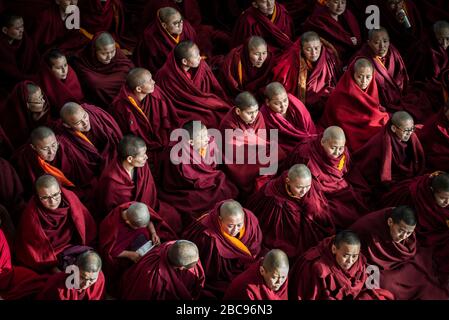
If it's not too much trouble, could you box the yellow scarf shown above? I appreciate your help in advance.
[220,222,252,256]
[128,96,150,124]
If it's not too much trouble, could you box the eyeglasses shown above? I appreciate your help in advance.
[27,95,45,105]
[39,191,62,201]
[394,125,415,134]
[171,19,183,27]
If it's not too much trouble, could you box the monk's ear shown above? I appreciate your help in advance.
[251,1,258,9]
[331,244,337,255]
[285,177,290,184]
[387,217,394,228]
[161,22,168,30]
[181,58,188,66]
[259,265,266,276]
[126,155,134,163]
[30,143,36,151]
[62,122,72,129]
[390,124,397,133]
[135,85,143,93]
[235,108,241,116]
[1,27,8,35]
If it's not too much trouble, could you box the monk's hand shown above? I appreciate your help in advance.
[151,233,161,246]
[130,252,141,263]
[350,37,358,46]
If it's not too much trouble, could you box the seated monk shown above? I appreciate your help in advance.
[120,240,206,300]
[246,164,335,259]
[72,32,134,109]
[0,81,52,150]
[350,206,449,299]
[354,111,425,198]
[232,0,294,51]
[289,230,394,300]
[303,0,361,64]
[183,200,262,298]
[271,31,341,120]
[0,157,25,225]
[39,49,85,114]
[155,40,232,129]
[37,250,105,300]
[219,36,275,99]
[224,249,289,300]
[157,121,239,225]
[133,7,197,74]
[111,68,180,165]
[320,58,390,152]
[260,82,318,156]
[15,175,96,273]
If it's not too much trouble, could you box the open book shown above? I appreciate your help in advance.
[136,240,154,257]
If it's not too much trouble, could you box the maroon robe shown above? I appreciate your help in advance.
[223,259,288,300]
[246,172,335,259]
[183,201,262,297]
[0,125,12,159]
[0,157,25,224]
[15,188,96,271]
[120,241,205,300]
[350,208,449,300]
[155,51,231,129]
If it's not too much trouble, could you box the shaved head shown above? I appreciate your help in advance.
[248,36,267,50]
[158,7,180,23]
[368,27,389,41]
[126,202,151,228]
[301,31,320,44]
[432,173,449,193]
[126,68,152,90]
[354,58,373,73]
[26,83,40,96]
[262,249,289,272]
[30,126,55,145]
[118,135,146,161]
[174,40,196,63]
[219,200,245,219]
[167,240,199,268]
[60,102,83,122]
[264,82,287,100]
[77,250,102,273]
[334,230,361,249]
[434,20,449,35]
[35,174,59,191]
[322,126,345,142]
[235,91,258,110]
[94,32,115,50]
[391,111,413,126]
[287,164,311,181]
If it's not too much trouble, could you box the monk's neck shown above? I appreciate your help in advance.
[134,91,148,103]
[122,161,136,180]
[329,13,339,22]
[181,65,191,73]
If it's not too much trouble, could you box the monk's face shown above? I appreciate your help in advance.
[182,45,201,69]
[162,12,183,36]
[353,66,373,91]
[368,31,390,58]
[96,44,116,65]
[64,108,91,132]
[136,72,156,95]
[189,127,209,151]
[248,44,268,68]
[50,56,69,80]
[391,119,414,142]
[435,27,449,50]
[433,190,449,208]
[235,105,259,125]
[2,17,24,41]
[260,265,289,292]
[387,218,415,243]
[387,0,405,13]
[37,183,62,210]
[302,39,322,63]
[285,175,312,198]
[128,146,148,168]
[252,0,275,16]
[321,138,345,159]
[266,91,289,116]
[220,213,245,237]
[79,270,100,290]
[326,0,346,17]
[27,88,46,114]
[31,134,59,162]
[331,242,360,271]
[55,0,78,12]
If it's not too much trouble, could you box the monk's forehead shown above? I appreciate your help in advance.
[165,11,181,22]
[370,30,389,40]
[35,134,57,145]
[337,243,360,254]
[37,183,60,194]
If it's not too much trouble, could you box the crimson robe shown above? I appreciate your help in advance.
[246,172,334,259]
[319,62,390,152]
[120,241,205,300]
[183,201,262,298]
[155,51,231,129]
[350,208,449,300]
[15,188,96,271]
[223,259,288,300]
[232,2,294,51]
[0,157,25,224]
[0,125,12,159]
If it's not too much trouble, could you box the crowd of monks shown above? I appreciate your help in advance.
[1,0,449,301]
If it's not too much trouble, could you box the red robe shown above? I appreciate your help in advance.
[183,201,262,297]
[232,3,294,51]
[155,51,231,129]
[350,208,449,300]
[120,241,205,300]
[0,125,12,159]
[0,157,25,224]
[319,62,390,152]
[223,259,288,300]
[15,188,96,271]
[37,271,105,300]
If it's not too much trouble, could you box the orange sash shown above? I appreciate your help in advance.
[37,156,75,187]
[74,131,94,146]
[337,154,346,171]
[220,222,252,256]
[237,59,243,86]
[270,4,277,22]
[128,96,150,124]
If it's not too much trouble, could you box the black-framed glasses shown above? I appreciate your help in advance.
[395,125,415,134]
[39,191,62,201]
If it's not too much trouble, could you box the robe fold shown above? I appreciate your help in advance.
[0,157,26,224]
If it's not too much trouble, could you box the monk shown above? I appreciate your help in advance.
[155,40,231,129]
[350,206,449,300]
[120,240,206,300]
[157,121,239,225]
[37,250,105,300]
[320,58,390,152]
[183,200,263,298]
[224,249,289,300]
[271,31,341,120]
[289,230,394,300]
[219,36,275,99]
[111,68,180,164]
[260,82,318,156]
[232,0,294,51]
[133,7,197,74]
[303,0,361,64]
[15,175,96,273]
[246,164,335,259]
[39,49,85,114]
[72,32,134,109]
[0,157,25,225]
[354,111,425,198]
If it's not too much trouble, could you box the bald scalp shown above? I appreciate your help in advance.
[391,111,413,127]
[60,102,83,122]
[248,36,267,51]
[126,68,151,90]
[354,58,373,73]
[264,82,287,100]
[35,174,59,191]
[433,20,449,34]
[94,32,115,50]
[77,250,102,273]
[26,83,41,96]
[167,240,199,267]
[432,173,449,193]
[219,200,245,219]
[287,164,311,180]
[174,40,197,64]
[368,27,389,41]
[301,31,320,44]
[262,249,289,272]
[118,134,146,161]
[322,126,346,142]
[158,7,180,23]
[182,120,206,140]
[30,126,55,145]
[126,202,151,227]
[235,91,258,110]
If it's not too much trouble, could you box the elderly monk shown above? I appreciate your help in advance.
[219,36,275,99]
[15,175,96,273]
[111,68,180,164]
[0,157,25,225]
[272,31,341,120]
[354,111,425,198]
[155,40,231,129]
[73,32,134,109]
[224,249,289,300]
[232,0,294,51]
[303,0,361,64]
[246,164,335,259]
[320,58,390,152]
[289,230,394,300]
[350,206,449,300]
[133,7,197,74]
[120,240,206,300]
[37,250,105,300]
[183,200,263,298]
